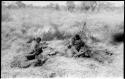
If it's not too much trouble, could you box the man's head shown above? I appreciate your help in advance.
[67,45,72,49]
[35,37,41,43]
[75,34,81,40]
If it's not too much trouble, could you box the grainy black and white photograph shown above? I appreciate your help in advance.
[1,1,124,78]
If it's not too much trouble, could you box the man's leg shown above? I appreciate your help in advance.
[25,54,35,60]
[27,59,38,67]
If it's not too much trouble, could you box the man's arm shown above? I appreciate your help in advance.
[71,46,79,57]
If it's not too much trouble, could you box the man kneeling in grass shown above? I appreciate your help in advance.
[25,37,48,66]
[10,37,48,68]
[66,34,90,57]
[67,34,114,64]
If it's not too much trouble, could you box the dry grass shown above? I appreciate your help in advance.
[1,7,124,78]
[2,9,13,22]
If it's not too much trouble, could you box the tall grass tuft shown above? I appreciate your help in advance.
[2,10,13,22]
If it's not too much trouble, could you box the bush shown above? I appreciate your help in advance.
[97,2,115,11]
[66,1,75,12]
[7,4,18,9]
[111,32,124,45]
[16,1,26,8]
[80,1,97,12]
[2,1,7,9]
[42,31,54,41]
[41,27,72,41]
[77,22,91,42]
[55,4,60,10]
[45,3,55,9]
[41,30,64,41]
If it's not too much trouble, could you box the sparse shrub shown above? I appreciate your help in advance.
[41,27,72,41]
[2,1,7,9]
[80,1,97,12]
[46,3,60,10]
[21,29,27,34]
[46,3,55,9]
[49,72,57,78]
[53,26,65,40]
[42,31,54,41]
[27,4,34,8]
[7,4,18,9]
[42,30,64,41]
[16,1,26,8]
[97,2,115,11]
[2,10,12,22]
[63,33,73,39]
[55,4,60,10]
[22,22,32,30]
[66,1,75,12]
[110,32,124,45]
[50,23,64,40]
[77,22,91,42]
[50,23,73,40]
[22,22,44,30]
